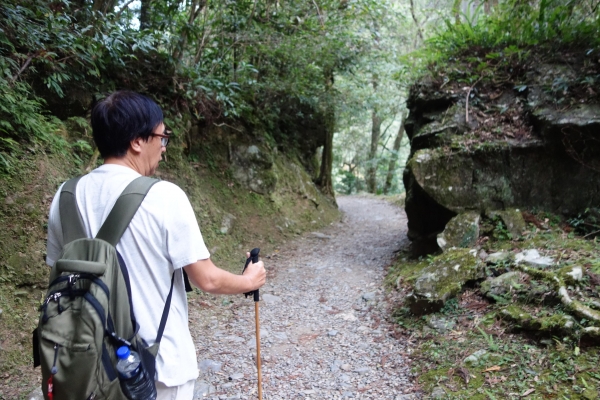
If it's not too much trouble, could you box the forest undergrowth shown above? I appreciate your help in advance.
[387,210,600,399]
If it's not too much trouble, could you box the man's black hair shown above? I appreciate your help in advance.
[91,91,164,158]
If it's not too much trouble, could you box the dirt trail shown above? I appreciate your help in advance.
[189,195,417,399]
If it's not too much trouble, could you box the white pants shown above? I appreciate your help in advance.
[156,379,195,400]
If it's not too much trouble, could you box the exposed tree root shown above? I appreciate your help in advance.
[513,264,600,328]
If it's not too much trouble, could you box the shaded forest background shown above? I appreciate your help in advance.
[0,0,459,197]
[2,0,599,196]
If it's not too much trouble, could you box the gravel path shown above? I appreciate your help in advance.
[189,195,416,400]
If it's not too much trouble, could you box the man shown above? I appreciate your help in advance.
[45,91,266,399]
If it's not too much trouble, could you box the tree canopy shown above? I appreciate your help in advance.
[1,0,598,192]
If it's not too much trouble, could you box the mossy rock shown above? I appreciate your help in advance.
[407,248,485,315]
[485,251,512,264]
[480,271,525,299]
[487,209,526,239]
[230,144,277,194]
[437,211,480,250]
[557,264,584,286]
[500,305,576,333]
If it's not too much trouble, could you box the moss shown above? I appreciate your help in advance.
[385,258,430,289]
[408,248,484,314]
[501,305,577,333]
[538,314,575,332]
[501,305,532,322]
[557,265,584,286]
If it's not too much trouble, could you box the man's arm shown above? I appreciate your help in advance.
[183,256,266,295]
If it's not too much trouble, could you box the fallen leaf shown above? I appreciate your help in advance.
[484,365,501,372]
[521,388,535,397]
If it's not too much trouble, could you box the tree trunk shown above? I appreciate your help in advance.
[409,0,424,44]
[383,112,407,195]
[172,0,205,63]
[316,69,335,198]
[366,106,382,193]
[140,0,151,30]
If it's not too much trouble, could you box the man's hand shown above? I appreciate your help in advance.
[184,253,266,295]
[242,251,266,290]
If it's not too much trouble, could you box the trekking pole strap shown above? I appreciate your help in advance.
[155,273,175,344]
[96,176,159,246]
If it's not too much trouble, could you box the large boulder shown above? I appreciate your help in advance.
[402,63,600,256]
[407,248,485,315]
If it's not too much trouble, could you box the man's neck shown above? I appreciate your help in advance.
[103,156,144,175]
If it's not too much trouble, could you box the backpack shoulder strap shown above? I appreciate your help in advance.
[59,176,87,243]
[96,176,159,246]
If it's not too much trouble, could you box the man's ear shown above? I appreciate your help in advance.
[129,136,145,155]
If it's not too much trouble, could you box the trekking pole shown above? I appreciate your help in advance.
[243,248,262,400]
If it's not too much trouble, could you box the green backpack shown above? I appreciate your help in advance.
[33,176,174,400]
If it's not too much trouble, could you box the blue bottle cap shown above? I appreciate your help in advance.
[116,346,131,360]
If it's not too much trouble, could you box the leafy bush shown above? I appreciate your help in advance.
[430,0,600,56]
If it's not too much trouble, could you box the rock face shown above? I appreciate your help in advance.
[230,144,277,194]
[403,66,600,256]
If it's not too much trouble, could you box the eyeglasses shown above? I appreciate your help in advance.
[150,132,170,147]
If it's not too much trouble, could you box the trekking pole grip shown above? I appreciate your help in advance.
[243,248,260,301]
[250,248,260,302]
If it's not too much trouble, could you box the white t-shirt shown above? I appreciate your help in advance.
[46,164,210,387]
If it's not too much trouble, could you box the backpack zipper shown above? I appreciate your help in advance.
[45,292,62,304]
[40,292,63,322]
[68,274,80,286]
[46,343,60,400]
[49,273,109,297]
[50,343,60,375]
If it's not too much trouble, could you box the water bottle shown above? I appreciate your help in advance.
[115,346,157,400]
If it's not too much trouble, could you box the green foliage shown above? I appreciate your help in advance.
[0,79,61,174]
[422,0,600,66]
[568,208,600,239]
[492,217,512,241]
[440,297,460,315]
[0,0,396,183]
[394,0,600,109]
[477,326,499,351]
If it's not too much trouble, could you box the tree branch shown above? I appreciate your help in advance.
[312,0,325,28]
[115,0,136,18]
[513,263,600,326]
[11,54,34,82]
